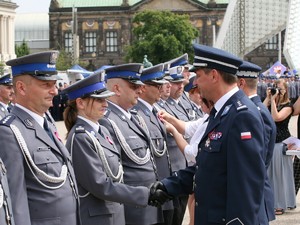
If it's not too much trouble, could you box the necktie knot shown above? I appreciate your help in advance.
[209,107,217,119]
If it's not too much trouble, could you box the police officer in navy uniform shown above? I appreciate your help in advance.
[63,72,151,225]
[132,64,174,225]
[99,64,164,225]
[0,51,80,225]
[0,74,14,120]
[149,44,267,225]
[0,158,15,225]
[237,61,276,223]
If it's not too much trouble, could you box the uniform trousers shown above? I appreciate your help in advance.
[294,114,300,195]
[172,195,188,225]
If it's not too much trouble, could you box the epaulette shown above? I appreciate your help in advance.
[75,126,85,133]
[234,100,248,112]
[0,115,16,126]
[130,109,138,115]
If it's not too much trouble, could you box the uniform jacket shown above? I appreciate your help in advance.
[0,106,80,225]
[133,100,173,211]
[180,92,203,120]
[164,98,190,172]
[251,95,276,222]
[0,104,9,120]
[0,158,15,225]
[100,102,163,225]
[65,118,149,225]
[162,90,267,225]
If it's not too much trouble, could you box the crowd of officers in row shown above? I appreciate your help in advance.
[0,43,286,225]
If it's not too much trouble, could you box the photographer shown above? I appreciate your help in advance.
[263,78,295,215]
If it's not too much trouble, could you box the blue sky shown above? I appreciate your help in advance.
[14,0,51,13]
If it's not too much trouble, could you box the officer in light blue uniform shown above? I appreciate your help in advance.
[0,51,80,225]
[149,44,267,225]
[132,63,174,225]
[161,65,191,225]
[237,60,276,223]
[63,72,151,225]
[167,53,198,120]
[184,73,204,119]
[100,64,164,225]
[0,74,13,120]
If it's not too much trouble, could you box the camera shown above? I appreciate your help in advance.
[269,87,281,95]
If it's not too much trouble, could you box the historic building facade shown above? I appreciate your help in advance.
[49,0,286,71]
[0,0,17,63]
[49,0,228,67]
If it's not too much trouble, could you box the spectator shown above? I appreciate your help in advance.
[263,78,295,215]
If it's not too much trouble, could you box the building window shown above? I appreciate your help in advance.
[64,32,73,52]
[265,35,278,50]
[85,32,97,53]
[106,31,118,52]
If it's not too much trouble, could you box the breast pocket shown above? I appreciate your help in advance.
[33,148,60,175]
[126,137,148,158]
[202,139,222,153]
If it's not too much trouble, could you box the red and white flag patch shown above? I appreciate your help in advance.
[241,132,252,140]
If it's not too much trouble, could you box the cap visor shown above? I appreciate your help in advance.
[150,79,169,84]
[189,66,198,72]
[128,80,144,85]
[33,74,62,81]
[90,90,115,98]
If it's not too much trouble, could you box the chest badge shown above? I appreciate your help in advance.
[205,138,211,147]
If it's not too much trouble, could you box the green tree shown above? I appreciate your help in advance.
[15,39,30,57]
[125,10,199,65]
[0,62,5,76]
[56,49,73,71]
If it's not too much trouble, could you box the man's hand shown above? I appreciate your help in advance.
[148,181,173,207]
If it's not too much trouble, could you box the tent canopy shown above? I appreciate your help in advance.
[67,64,93,78]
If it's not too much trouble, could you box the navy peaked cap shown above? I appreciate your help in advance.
[141,63,167,84]
[63,71,115,100]
[0,73,13,85]
[237,61,262,78]
[168,53,189,67]
[105,63,144,85]
[184,73,197,92]
[165,66,185,83]
[190,44,243,74]
[6,51,61,81]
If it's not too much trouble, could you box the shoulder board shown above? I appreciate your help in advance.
[130,109,138,115]
[234,100,248,112]
[75,126,85,133]
[0,115,16,126]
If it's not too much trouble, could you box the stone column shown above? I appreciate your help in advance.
[8,15,16,59]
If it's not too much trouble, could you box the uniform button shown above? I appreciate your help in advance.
[199,148,201,151]
[222,218,225,222]
[196,165,198,170]
[195,202,198,207]
[194,184,197,188]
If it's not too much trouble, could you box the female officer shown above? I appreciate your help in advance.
[63,72,150,225]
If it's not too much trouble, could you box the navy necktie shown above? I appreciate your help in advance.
[209,107,217,121]
[43,118,54,140]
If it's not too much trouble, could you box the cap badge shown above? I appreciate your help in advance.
[50,52,58,64]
